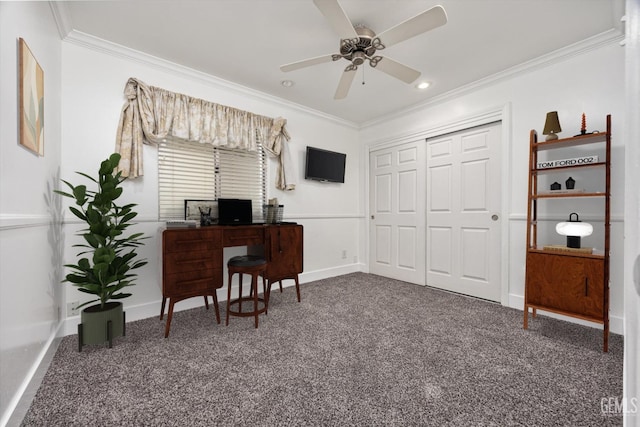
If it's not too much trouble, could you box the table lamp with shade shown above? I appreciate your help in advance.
[555,212,593,248]
[543,111,562,141]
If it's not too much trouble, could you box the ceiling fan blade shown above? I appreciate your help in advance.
[280,54,335,72]
[376,5,448,48]
[313,0,358,40]
[374,57,421,84]
[334,68,357,99]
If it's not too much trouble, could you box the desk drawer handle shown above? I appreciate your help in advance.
[229,235,258,241]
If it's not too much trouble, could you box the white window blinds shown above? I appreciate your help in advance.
[158,139,266,220]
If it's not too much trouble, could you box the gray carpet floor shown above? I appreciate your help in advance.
[21,273,623,426]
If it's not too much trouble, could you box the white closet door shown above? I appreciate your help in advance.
[426,122,502,302]
[369,141,426,285]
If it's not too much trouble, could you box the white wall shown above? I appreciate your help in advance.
[59,38,364,332]
[1,3,636,426]
[624,0,640,424]
[360,40,627,333]
[0,2,63,425]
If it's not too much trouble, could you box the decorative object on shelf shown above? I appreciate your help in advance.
[199,207,213,226]
[542,111,562,141]
[555,212,593,249]
[55,153,148,351]
[19,38,44,156]
[565,176,575,189]
[550,182,561,191]
[263,197,283,224]
[574,112,595,136]
[537,155,599,169]
[542,244,593,254]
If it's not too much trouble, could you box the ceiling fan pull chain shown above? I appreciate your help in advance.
[362,66,365,85]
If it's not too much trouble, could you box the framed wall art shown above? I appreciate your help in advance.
[19,38,44,156]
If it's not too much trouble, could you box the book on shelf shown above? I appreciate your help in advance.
[542,245,593,254]
[540,188,585,195]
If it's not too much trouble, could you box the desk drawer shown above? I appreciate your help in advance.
[223,227,264,247]
[164,228,222,253]
[164,249,222,275]
[163,269,223,296]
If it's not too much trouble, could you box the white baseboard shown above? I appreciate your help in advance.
[61,263,365,337]
[2,324,64,427]
[508,293,624,335]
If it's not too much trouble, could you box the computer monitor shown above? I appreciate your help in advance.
[217,198,253,225]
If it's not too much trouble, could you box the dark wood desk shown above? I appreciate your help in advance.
[161,224,303,337]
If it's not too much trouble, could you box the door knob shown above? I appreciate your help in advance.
[491,214,499,221]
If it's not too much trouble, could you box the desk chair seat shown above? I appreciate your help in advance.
[226,255,268,328]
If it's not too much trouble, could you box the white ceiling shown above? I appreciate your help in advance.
[57,0,624,125]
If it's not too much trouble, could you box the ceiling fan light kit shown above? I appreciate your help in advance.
[280,0,448,99]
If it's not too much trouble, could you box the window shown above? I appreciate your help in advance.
[158,139,266,220]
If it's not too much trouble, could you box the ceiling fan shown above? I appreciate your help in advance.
[280,0,448,99]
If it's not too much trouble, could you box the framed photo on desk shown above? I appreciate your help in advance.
[184,200,216,221]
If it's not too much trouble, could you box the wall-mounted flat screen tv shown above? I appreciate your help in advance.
[304,146,346,183]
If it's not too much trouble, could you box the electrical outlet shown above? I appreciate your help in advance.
[342,250,347,259]
[67,301,80,317]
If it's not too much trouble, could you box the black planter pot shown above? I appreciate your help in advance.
[78,301,126,351]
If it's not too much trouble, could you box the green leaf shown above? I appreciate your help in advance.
[120,212,137,223]
[75,172,97,184]
[72,185,87,205]
[109,152,121,165]
[68,207,87,221]
[76,299,99,310]
[83,233,100,248]
[54,189,74,199]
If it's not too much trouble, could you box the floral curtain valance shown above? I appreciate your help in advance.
[115,77,295,190]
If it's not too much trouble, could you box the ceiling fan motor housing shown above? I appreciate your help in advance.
[339,25,381,64]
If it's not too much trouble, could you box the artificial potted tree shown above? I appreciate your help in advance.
[56,153,147,351]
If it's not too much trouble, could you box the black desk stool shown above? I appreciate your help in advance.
[226,255,268,328]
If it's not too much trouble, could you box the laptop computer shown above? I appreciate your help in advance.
[217,198,253,225]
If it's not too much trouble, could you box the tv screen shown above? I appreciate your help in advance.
[305,146,346,183]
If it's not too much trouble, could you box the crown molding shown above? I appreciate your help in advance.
[362,28,624,129]
[48,0,357,128]
[58,28,358,130]
[49,1,71,40]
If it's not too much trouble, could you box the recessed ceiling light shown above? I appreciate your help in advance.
[281,80,294,88]
[416,81,431,90]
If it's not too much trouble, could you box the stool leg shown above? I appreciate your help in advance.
[238,273,243,313]
[252,273,259,328]
[263,275,269,314]
[226,269,233,326]
[262,276,271,314]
